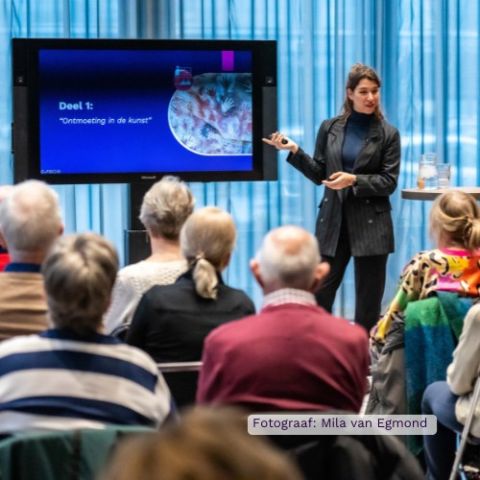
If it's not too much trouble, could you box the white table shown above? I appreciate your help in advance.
[401,187,480,201]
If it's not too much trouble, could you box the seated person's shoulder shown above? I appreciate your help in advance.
[115,341,160,370]
[398,249,439,276]
[204,315,247,343]
[221,286,255,310]
[348,322,369,343]
[323,313,368,342]
[465,302,480,321]
[116,261,149,281]
[118,259,185,283]
[334,317,369,344]
[0,332,45,349]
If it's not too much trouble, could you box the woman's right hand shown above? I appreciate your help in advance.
[262,132,299,154]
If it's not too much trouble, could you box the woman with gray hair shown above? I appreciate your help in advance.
[104,176,194,336]
[127,207,255,407]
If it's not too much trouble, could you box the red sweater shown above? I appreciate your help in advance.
[197,303,369,413]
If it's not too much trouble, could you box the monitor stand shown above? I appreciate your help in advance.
[124,182,153,265]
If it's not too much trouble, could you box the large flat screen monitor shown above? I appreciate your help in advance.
[12,38,277,184]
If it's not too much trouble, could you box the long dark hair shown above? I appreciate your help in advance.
[341,63,383,119]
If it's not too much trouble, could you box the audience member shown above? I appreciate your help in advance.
[196,225,369,412]
[0,233,172,432]
[0,185,14,271]
[422,302,480,480]
[0,180,63,340]
[104,176,194,335]
[101,406,302,480]
[127,207,255,406]
[373,190,480,343]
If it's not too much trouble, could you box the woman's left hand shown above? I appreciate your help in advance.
[322,171,357,190]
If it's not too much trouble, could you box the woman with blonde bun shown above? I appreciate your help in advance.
[127,207,255,406]
[373,190,480,342]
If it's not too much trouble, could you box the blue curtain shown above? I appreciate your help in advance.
[1,0,478,314]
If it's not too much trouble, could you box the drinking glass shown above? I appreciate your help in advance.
[417,153,438,189]
[437,163,451,189]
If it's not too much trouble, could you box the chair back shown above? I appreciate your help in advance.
[0,426,153,480]
[404,294,470,416]
[368,293,472,455]
[268,432,424,480]
[450,375,480,480]
[157,362,202,409]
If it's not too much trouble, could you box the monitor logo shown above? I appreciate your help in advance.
[174,66,193,90]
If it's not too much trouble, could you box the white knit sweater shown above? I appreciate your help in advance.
[447,303,480,437]
[104,259,187,334]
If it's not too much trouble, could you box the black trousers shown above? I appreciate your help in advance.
[315,220,388,332]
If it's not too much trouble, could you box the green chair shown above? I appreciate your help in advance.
[0,426,154,480]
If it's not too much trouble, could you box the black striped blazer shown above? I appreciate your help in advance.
[287,115,401,257]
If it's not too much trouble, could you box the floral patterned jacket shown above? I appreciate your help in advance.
[374,247,480,341]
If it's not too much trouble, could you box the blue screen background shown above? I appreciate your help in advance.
[39,49,253,174]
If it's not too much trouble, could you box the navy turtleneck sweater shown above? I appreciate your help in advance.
[342,110,374,173]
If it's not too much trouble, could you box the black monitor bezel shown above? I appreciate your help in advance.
[12,38,277,184]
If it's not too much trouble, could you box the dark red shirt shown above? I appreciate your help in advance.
[197,302,369,413]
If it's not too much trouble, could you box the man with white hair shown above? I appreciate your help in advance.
[0,180,63,340]
[197,225,369,413]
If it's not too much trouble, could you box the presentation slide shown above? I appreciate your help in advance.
[39,49,253,174]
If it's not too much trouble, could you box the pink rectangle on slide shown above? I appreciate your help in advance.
[222,51,234,71]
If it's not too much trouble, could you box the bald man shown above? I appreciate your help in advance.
[197,225,369,413]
